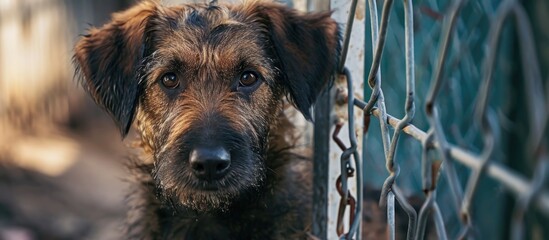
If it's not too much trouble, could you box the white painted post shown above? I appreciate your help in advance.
[327,0,366,239]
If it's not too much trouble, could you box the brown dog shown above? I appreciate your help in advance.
[74,0,339,239]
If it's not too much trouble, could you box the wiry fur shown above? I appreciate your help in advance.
[74,1,340,239]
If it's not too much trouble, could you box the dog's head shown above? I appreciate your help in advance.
[74,0,339,212]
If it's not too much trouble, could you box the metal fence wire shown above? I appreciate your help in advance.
[321,0,549,239]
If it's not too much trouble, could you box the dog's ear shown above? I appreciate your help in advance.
[74,1,158,137]
[254,3,340,121]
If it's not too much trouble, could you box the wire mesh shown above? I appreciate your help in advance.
[327,0,549,239]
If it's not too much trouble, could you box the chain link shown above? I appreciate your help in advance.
[330,0,549,238]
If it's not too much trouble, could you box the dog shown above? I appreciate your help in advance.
[74,0,340,239]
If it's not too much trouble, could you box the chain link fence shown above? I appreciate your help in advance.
[314,0,549,239]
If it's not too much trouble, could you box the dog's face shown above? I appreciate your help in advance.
[74,0,339,212]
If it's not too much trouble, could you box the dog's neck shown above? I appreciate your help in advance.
[261,107,306,172]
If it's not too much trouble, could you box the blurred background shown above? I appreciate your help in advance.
[0,0,139,239]
[0,0,548,239]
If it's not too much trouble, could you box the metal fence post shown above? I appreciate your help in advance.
[313,85,333,240]
[312,0,365,239]
[311,1,333,239]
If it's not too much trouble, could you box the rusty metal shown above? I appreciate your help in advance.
[331,68,363,239]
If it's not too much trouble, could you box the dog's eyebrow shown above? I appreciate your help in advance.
[138,55,186,86]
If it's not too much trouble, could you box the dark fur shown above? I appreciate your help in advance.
[74,1,340,239]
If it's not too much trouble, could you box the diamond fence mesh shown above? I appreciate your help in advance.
[313,0,549,239]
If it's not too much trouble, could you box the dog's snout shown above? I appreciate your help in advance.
[189,146,231,180]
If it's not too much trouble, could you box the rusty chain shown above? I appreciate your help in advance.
[332,68,363,239]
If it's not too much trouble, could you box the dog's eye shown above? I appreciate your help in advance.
[239,71,259,87]
[161,73,179,89]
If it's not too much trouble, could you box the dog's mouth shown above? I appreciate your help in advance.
[171,175,263,212]
[194,181,223,191]
[173,161,265,212]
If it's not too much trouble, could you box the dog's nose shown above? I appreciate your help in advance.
[189,146,231,181]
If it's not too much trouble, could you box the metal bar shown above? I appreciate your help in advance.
[433,203,449,240]
[422,0,467,223]
[366,0,393,89]
[363,2,394,226]
[358,105,549,215]
[310,1,333,239]
[337,0,359,72]
[313,86,333,239]
[449,147,549,215]
[414,191,435,240]
[365,0,380,113]
[387,191,396,240]
[363,0,394,115]
[379,0,416,218]
[511,158,548,240]
[335,68,363,240]
[424,0,467,112]
[393,185,418,240]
